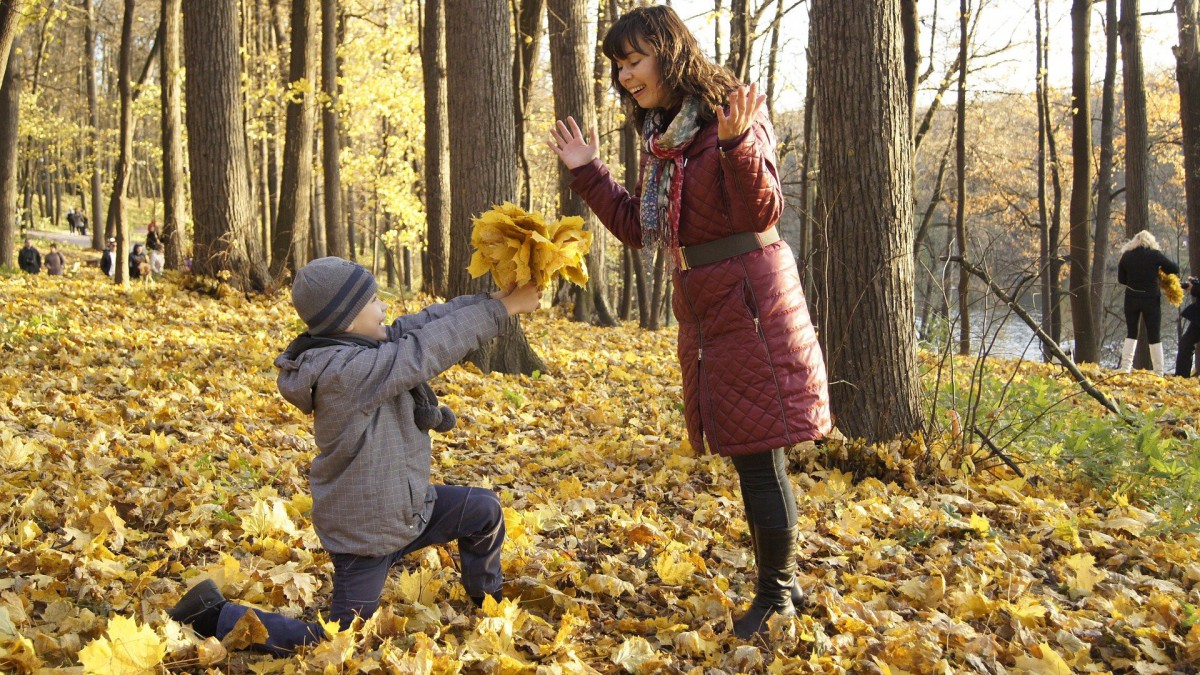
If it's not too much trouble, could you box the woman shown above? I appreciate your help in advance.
[129,243,148,279]
[548,5,831,639]
[1117,230,1179,374]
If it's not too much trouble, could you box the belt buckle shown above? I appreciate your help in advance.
[677,247,690,271]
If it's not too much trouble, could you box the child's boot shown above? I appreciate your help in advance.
[167,579,227,638]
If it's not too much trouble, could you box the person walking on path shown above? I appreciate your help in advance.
[547,4,831,639]
[1117,230,1180,375]
[44,244,66,276]
[18,239,41,274]
[167,257,542,655]
[1175,276,1200,377]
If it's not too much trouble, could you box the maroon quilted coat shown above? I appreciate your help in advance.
[570,111,832,456]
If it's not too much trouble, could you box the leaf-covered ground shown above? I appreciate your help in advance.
[1,270,1199,674]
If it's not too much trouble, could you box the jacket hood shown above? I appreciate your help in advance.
[274,345,336,414]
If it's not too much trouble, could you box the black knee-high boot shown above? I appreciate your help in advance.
[733,525,798,639]
[746,517,804,608]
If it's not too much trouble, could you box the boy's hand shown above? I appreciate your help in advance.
[499,283,541,316]
[490,284,517,300]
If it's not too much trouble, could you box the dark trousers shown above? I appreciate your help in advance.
[731,448,797,531]
[1125,294,1163,342]
[1176,321,1200,377]
[212,484,504,655]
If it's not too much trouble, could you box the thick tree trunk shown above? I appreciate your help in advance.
[161,0,185,270]
[1120,0,1153,367]
[726,0,752,82]
[110,0,137,283]
[548,0,614,326]
[183,0,271,291]
[513,0,545,211]
[421,0,450,296]
[1069,0,1098,362]
[0,1,23,89]
[0,40,18,268]
[1092,0,1119,348]
[447,0,544,374]
[272,0,316,276]
[321,0,346,259]
[1177,0,1200,275]
[86,0,104,250]
[813,0,922,441]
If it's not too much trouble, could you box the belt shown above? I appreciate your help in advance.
[679,228,781,270]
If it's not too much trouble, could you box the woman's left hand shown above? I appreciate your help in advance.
[717,83,766,142]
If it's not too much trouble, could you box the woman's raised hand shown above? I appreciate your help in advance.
[547,116,599,170]
[717,83,766,142]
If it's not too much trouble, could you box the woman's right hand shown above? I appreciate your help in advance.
[547,116,599,170]
[499,283,542,316]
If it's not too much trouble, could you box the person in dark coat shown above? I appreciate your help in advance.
[99,239,116,277]
[18,239,41,274]
[1117,230,1180,374]
[128,243,148,279]
[1176,276,1200,377]
[548,5,831,639]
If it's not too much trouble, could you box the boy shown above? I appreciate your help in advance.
[167,257,541,654]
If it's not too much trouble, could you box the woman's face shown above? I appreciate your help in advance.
[615,43,675,110]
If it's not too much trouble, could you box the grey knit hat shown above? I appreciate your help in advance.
[292,257,378,335]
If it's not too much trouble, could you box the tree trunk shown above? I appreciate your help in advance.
[726,0,751,82]
[813,0,922,441]
[954,0,970,356]
[0,0,23,89]
[183,0,271,291]
[161,0,185,270]
[548,0,614,326]
[447,0,544,374]
[512,0,545,211]
[421,0,450,296]
[0,39,19,268]
[272,0,316,276]
[1177,0,1200,276]
[110,0,137,284]
[86,0,104,250]
[1120,0,1153,367]
[321,0,346,258]
[1092,0,1119,348]
[1037,0,1052,356]
[1068,0,1098,362]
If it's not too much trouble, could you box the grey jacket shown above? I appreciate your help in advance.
[274,293,510,557]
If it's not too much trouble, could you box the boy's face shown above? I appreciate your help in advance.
[345,295,388,341]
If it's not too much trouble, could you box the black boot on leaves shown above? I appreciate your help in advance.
[470,590,505,608]
[167,579,227,638]
[733,526,798,639]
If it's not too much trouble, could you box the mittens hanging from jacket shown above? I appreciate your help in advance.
[412,382,457,432]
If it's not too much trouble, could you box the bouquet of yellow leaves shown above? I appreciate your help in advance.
[467,202,592,289]
[1160,269,1184,307]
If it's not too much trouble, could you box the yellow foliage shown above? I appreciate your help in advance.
[1160,270,1184,306]
[467,202,592,289]
[78,616,165,674]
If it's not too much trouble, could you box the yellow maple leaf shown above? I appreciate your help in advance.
[239,499,298,538]
[1063,553,1106,598]
[220,608,269,651]
[78,615,166,674]
[653,551,696,586]
[468,202,591,289]
[1013,643,1072,675]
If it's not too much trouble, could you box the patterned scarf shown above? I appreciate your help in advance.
[640,96,703,255]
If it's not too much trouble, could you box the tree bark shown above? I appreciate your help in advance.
[513,0,545,211]
[421,0,451,296]
[0,38,19,268]
[0,1,23,89]
[1092,0,1119,346]
[447,0,544,374]
[86,0,104,250]
[726,0,752,82]
[1037,0,1052,355]
[321,0,346,258]
[109,0,137,283]
[161,0,186,270]
[812,0,922,441]
[1068,0,1098,362]
[183,0,271,291]
[1176,0,1200,276]
[954,0,970,356]
[272,0,316,276]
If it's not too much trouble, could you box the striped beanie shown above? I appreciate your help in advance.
[291,257,378,335]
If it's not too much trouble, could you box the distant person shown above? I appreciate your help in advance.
[66,208,79,234]
[1117,230,1180,375]
[78,213,88,237]
[146,220,161,252]
[167,257,542,655]
[129,243,148,279]
[149,247,165,276]
[100,239,117,278]
[1176,276,1200,377]
[18,239,41,274]
[44,244,66,276]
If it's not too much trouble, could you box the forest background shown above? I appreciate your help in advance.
[1,0,1200,672]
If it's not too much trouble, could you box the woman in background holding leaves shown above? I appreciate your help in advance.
[547,5,831,639]
[1117,230,1180,375]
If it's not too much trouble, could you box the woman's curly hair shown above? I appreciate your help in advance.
[602,5,740,132]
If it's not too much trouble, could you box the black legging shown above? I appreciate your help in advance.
[1177,320,1200,377]
[731,448,797,531]
[1124,294,1163,343]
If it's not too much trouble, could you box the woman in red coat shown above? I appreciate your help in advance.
[548,4,831,639]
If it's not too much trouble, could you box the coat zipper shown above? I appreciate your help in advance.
[740,261,791,441]
[680,271,715,453]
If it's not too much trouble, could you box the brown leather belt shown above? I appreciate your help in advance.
[679,227,781,270]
